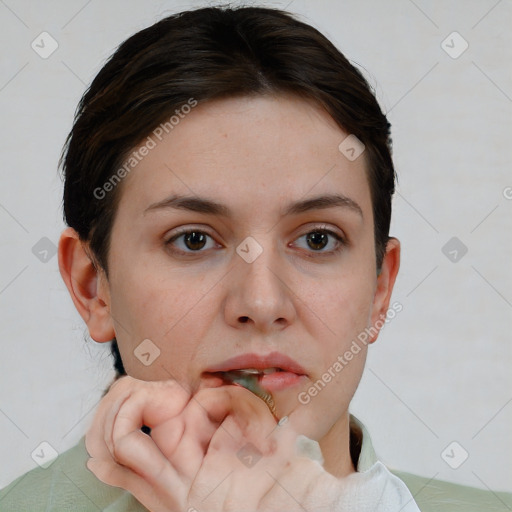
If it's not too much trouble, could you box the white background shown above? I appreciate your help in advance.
[1,0,511,494]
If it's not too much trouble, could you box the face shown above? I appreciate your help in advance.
[75,94,398,452]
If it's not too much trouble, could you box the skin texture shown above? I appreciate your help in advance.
[84,375,348,511]
[58,94,400,507]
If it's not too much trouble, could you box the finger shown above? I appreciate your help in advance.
[190,413,271,510]
[86,376,152,464]
[188,385,282,508]
[86,377,197,511]
[86,377,189,500]
[150,394,218,482]
[149,386,242,483]
[107,380,191,490]
[87,456,143,491]
[110,427,188,506]
[148,415,186,461]
[103,386,133,458]
[196,384,278,439]
[85,376,138,459]
[85,380,131,463]
[111,379,188,447]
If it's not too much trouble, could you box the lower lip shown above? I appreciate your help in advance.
[258,371,306,392]
[202,372,307,392]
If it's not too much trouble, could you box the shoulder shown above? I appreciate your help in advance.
[391,469,512,512]
[351,414,512,512]
[0,437,147,512]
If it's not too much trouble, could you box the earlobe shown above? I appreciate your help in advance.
[368,237,401,343]
[58,227,115,343]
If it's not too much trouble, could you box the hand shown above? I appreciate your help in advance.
[85,375,341,512]
[85,376,194,510]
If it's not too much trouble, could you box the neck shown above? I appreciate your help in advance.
[318,411,358,478]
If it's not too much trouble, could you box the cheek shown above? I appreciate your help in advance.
[309,259,375,404]
[110,257,202,331]
[108,264,219,379]
[308,269,375,350]
[298,281,372,438]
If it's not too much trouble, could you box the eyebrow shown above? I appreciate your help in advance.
[143,193,363,219]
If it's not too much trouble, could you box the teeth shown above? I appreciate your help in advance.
[235,367,280,375]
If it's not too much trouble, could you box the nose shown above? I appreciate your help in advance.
[223,238,296,335]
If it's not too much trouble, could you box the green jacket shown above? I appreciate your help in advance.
[1,416,511,511]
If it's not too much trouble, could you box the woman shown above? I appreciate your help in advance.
[1,5,508,511]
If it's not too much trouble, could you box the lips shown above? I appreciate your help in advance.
[203,351,308,392]
[205,352,307,374]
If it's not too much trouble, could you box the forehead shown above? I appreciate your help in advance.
[115,94,372,222]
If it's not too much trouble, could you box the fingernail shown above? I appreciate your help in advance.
[278,416,289,426]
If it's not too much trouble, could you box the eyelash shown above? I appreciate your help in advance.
[165,226,346,257]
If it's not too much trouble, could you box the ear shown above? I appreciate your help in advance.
[58,227,115,343]
[368,237,401,343]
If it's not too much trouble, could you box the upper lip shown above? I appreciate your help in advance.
[204,351,307,375]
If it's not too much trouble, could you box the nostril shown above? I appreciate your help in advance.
[239,316,249,323]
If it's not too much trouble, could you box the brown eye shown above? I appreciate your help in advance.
[294,228,345,255]
[166,229,216,253]
[306,231,329,250]
[183,231,207,250]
